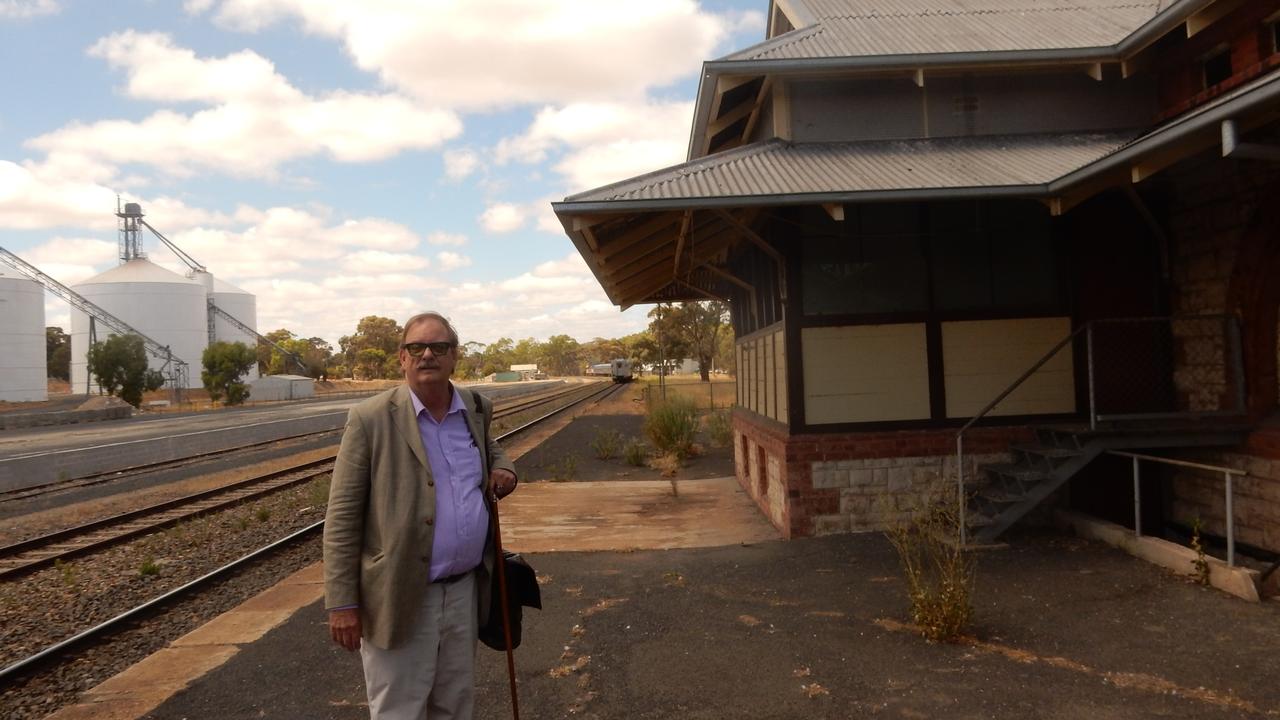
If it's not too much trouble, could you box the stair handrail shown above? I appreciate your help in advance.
[954,322,1091,546]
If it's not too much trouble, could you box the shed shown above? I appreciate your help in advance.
[249,374,315,402]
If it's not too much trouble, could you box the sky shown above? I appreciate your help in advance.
[0,0,765,348]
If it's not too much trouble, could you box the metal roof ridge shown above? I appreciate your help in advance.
[708,0,1213,68]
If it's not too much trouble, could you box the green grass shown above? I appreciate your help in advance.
[644,396,699,460]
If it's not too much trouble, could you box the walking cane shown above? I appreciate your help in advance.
[491,489,520,720]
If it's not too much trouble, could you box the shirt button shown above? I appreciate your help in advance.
[421,556,429,563]
[425,517,434,525]
[428,479,435,487]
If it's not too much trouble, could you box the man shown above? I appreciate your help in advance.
[324,311,518,719]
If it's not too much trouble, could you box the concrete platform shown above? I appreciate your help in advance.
[40,477,1280,719]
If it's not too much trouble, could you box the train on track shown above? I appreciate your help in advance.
[586,358,633,383]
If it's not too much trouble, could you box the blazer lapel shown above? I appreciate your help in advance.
[389,384,429,469]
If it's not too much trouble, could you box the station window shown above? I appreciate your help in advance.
[1202,46,1233,88]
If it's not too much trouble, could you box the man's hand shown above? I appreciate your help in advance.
[491,468,518,499]
[329,608,362,651]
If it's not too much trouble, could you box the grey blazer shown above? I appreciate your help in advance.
[322,383,515,650]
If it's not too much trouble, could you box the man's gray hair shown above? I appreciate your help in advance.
[402,311,460,348]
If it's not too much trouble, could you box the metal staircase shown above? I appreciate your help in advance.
[966,423,1247,545]
[955,315,1248,546]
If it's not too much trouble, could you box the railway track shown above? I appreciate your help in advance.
[0,381,608,506]
[0,379,621,693]
[0,381,611,581]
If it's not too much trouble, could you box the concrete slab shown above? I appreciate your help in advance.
[498,477,781,552]
[1058,510,1262,601]
[47,475,774,719]
[46,645,240,720]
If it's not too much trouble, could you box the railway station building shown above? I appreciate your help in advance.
[553,0,1280,564]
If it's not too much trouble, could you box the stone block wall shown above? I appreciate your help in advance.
[1169,430,1280,553]
[732,408,1031,537]
[1158,128,1280,556]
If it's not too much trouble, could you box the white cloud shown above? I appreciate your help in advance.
[0,160,233,232]
[533,252,590,277]
[329,217,422,250]
[341,250,428,273]
[436,251,471,270]
[479,203,525,234]
[0,160,116,230]
[201,0,732,110]
[426,231,467,246]
[443,149,480,181]
[0,0,58,19]
[495,100,693,193]
[27,32,461,179]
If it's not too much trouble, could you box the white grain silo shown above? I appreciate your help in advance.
[0,272,47,402]
[70,259,207,391]
[209,274,260,381]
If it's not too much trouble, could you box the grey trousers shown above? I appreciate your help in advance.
[360,572,478,720]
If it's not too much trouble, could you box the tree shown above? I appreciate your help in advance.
[715,325,737,375]
[581,337,626,371]
[340,316,402,379]
[480,337,514,376]
[539,334,581,376]
[646,303,691,376]
[86,334,165,408]
[511,337,540,367]
[46,326,70,381]
[456,341,487,379]
[202,341,256,405]
[643,302,730,379]
[674,301,730,381]
[356,348,389,380]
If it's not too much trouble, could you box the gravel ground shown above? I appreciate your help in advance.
[0,475,330,720]
[515,412,735,483]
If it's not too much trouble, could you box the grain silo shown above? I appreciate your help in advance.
[0,271,47,402]
[70,259,207,391]
[206,273,260,381]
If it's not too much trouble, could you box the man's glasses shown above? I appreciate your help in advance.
[401,342,454,358]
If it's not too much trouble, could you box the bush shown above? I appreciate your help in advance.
[86,334,166,408]
[644,396,699,460]
[591,429,623,460]
[202,341,256,406]
[703,410,733,447]
[885,502,975,643]
[623,438,647,466]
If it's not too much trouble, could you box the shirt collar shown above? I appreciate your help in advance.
[409,384,466,419]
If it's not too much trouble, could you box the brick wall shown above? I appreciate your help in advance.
[732,408,1032,537]
[1156,0,1280,120]
[1154,125,1280,554]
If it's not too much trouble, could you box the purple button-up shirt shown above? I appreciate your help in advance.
[411,388,488,582]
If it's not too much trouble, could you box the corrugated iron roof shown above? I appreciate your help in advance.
[725,0,1177,61]
[564,131,1137,206]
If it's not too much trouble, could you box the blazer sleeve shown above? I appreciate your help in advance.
[323,408,371,610]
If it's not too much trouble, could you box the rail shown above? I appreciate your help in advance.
[1108,450,1244,566]
[0,381,621,687]
[955,315,1244,547]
